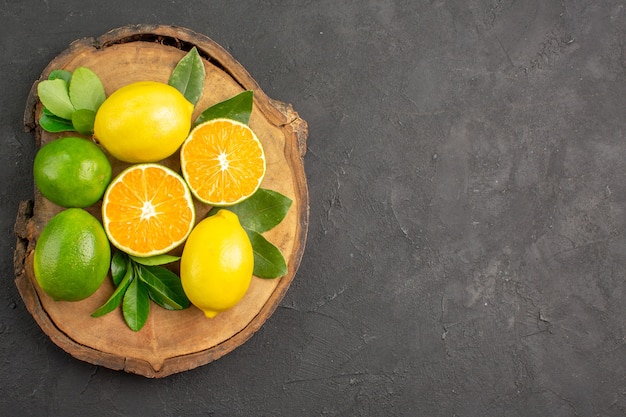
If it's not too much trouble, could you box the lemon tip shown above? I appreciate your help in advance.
[202,309,219,319]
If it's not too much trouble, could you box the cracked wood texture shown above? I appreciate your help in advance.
[14,25,308,378]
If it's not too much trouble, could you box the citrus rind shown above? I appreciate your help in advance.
[180,209,254,318]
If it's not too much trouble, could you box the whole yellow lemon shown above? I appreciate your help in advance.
[94,81,193,163]
[180,210,254,318]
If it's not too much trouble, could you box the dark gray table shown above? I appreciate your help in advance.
[2,1,624,416]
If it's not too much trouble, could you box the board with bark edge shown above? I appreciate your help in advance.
[14,24,308,378]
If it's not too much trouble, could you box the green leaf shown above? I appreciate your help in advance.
[71,108,96,135]
[48,69,72,83]
[91,260,134,318]
[195,90,254,126]
[69,67,106,112]
[246,229,288,278]
[110,251,128,286]
[129,254,181,266]
[37,78,75,120]
[209,188,292,233]
[169,47,205,106]
[122,275,150,331]
[137,265,190,310]
[39,109,75,133]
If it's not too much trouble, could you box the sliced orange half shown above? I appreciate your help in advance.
[102,163,196,257]
[180,118,266,206]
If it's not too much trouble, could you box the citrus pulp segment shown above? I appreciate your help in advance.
[180,118,266,206]
[101,163,196,257]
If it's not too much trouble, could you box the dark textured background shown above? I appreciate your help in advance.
[2,1,625,416]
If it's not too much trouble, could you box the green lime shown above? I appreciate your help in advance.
[33,208,111,301]
[33,136,112,208]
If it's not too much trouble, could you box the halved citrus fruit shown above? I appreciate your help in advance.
[180,118,266,206]
[102,163,196,257]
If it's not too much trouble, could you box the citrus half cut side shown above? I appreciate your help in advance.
[180,118,266,206]
[102,163,196,257]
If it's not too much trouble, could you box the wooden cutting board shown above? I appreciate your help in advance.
[13,24,309,378]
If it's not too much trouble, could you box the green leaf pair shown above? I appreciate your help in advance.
[92,251,189,332]
[37,67,105,135]
[209,188,292,279]
[168,47,254,125]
